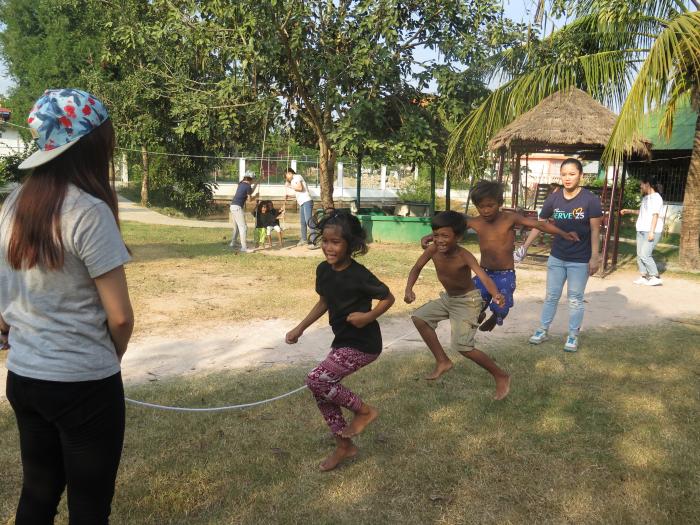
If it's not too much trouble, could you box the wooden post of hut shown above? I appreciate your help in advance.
[497,150,505,184]
[611,163,628,267]
[429,164,436,216]
[511,153,521,208]
[601,163,620,272]
[445,175,451,211]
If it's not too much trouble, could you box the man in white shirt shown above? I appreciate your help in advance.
[285,168,315,246]
[621,176,665,286]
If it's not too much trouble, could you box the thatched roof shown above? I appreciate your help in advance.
[488,88,651,156]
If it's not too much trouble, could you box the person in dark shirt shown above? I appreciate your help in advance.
[254,200,285,248]
[286,210,394,471]
[229,173,257,253]
[524,158,603,352]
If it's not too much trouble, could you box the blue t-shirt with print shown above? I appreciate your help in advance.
[540,189,603,263]
[231,182,253,207]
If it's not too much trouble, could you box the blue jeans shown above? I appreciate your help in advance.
[299,200,313,243]
[636,231,662,277]
[540,255,590,335]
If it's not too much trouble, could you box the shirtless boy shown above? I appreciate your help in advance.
[422,181,579,331]
[405,211,510,400]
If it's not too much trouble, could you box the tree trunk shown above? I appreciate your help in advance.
[679,91,700,269]
[140,145,149,207]
[318,139,336,210]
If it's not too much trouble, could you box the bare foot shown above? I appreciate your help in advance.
[479,313,498,332]
[494,374,511,400]
[340,404,379,438]
[425,360,454,380]
[319,443,358,471]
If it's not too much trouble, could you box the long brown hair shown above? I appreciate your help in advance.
[6,119,121,270]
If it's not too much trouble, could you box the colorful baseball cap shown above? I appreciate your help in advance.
[18,88,109,170]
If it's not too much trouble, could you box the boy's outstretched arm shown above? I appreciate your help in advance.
[404,246,435,303]
[463,251,505,306]
[515,215,580,242]
[286,297,328,343]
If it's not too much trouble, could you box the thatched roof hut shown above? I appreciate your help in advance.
[488,88,651,157]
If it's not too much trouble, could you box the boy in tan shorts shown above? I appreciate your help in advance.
[405,211,511,400]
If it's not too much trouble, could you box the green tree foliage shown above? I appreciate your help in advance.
[0,0,105,119]
[124,0,524,209]
[0,148,26,185]
[0,0,232,215]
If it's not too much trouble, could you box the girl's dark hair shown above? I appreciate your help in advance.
[640,175,663,195]
[286,167,296,175]
[311,209,368,256]
[7,119,119,270]
[560,158,583,174]
[431,210,466,237]
[470,180,504,205]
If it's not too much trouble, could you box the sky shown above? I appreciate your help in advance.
[0,1,542,100]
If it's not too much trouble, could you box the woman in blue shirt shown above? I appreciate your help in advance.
[523,158,603,352]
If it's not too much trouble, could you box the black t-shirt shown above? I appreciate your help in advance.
[315,260,390,354]
[540,188,603,263]
[259,209,281,227]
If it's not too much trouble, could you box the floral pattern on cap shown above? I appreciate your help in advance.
[27,89,108,151]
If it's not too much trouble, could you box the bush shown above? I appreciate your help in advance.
[0,150,29,186]
[397,176,432,203]
[122,144,216,217]
[586,176,641,210]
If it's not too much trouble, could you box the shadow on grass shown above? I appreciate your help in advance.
[3,325,697,524]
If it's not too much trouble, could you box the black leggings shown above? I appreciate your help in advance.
[6,371,125,525]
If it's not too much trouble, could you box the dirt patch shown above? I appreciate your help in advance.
[254,244,325,258]
[2,242,698,400]
[117,266,700,387]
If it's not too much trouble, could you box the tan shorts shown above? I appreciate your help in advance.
[412,289,484,352]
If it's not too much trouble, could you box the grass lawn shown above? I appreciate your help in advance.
[117,222,696,338]
[113,222,487,335]
[1,324,698,524]
[1,221,699,524]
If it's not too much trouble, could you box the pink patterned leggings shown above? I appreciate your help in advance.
[305,347,378,435]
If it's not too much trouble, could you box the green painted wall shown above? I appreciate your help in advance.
[358,215,432,243]
[639,101,696,151]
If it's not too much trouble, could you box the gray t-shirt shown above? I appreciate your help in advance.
[0,184,131,382]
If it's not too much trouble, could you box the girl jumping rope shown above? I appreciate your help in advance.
[285,210,395,471]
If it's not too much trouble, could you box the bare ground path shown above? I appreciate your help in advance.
[2,199,696,400]
[118,195,229,229]
[72,267,697,398]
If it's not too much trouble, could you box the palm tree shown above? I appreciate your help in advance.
[447,0,700,269]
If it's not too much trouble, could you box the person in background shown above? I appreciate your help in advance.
[621,176,665,286]
[230,171,257,253]
[262,200,285,248]
[253,200,269,249]
[526,158,603,352]
[284,167,314,247]
[0,89,134,524]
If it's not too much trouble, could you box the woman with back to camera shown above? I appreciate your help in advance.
[0,89,133,524]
